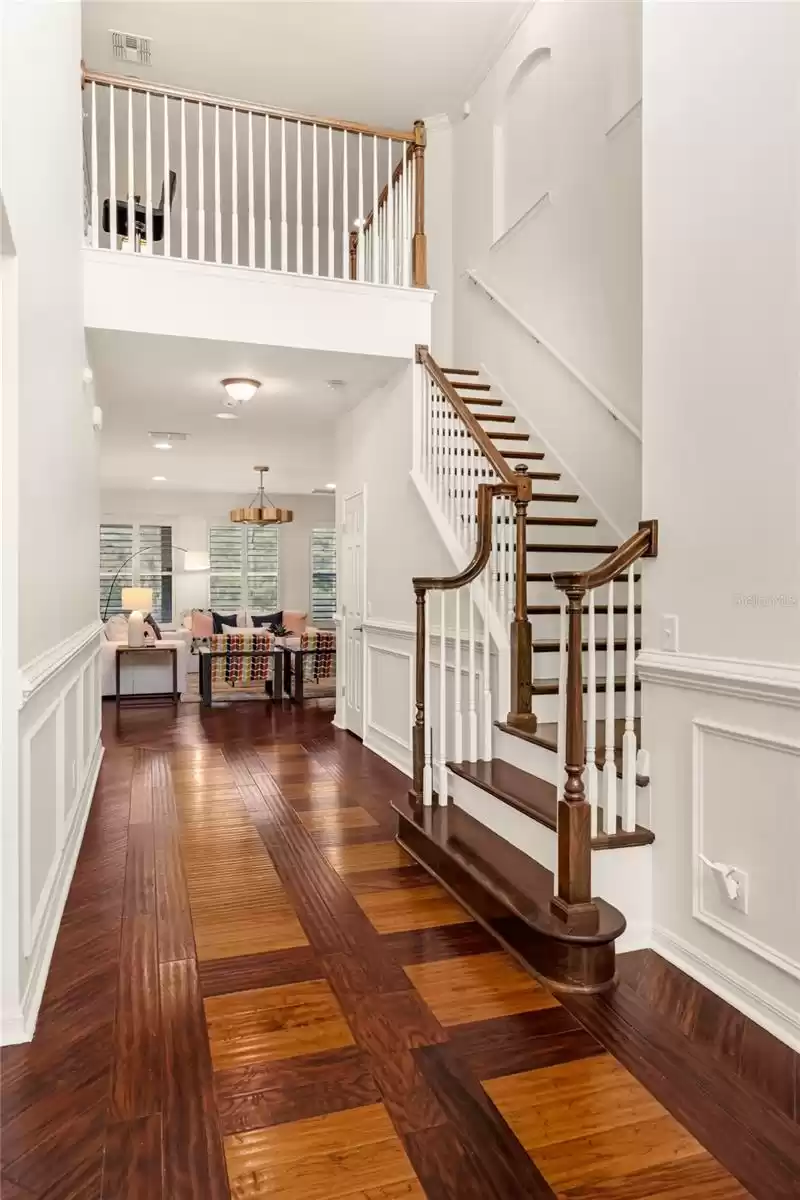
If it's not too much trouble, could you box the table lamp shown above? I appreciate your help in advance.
[121,587,154,646]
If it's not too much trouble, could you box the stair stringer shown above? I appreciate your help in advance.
[449,771,652,952]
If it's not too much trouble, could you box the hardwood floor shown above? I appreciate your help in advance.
[1,699,797,1198]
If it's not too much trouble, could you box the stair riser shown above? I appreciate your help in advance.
[526,552,624,572]
[534,648,637,678]
[526,610,640,640]
[449,772,652,952]
[526,580,641,604]
[529,691,642,723]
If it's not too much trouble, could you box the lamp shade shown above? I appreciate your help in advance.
[183,550,210,572]
[121,587,153,613]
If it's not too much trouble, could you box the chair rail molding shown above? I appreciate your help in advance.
[18,619,104,708]
[465,269,642,442]
[636,649,800,709]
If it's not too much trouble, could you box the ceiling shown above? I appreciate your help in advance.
[82,1,527,128]
[89,330,404,494]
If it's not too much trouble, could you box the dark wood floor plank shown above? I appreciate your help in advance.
[154,826,196,963]
[101,1114,163,1200]
[122,824,156,917]
[382,922,498,965]
[198,945,320,998]
[448,1007,602,1080]
[2,1100,106,1198]
[159,958,230,1199]
[109,914,162,1121]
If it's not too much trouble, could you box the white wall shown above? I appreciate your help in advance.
[100,488,335,620]
[335,363,453,767]
[1,0,102,1044]
[450,1,643,534]
[640,0,800,1049]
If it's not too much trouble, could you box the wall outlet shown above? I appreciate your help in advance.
[660,614,679,652]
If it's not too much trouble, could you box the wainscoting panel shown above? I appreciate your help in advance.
[4,623,104,1044]
[364,625,415,776]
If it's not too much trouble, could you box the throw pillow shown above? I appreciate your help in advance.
[212,611,238,634]
[251,610,283,631]
[191,610,214,637]
[283,611,307,636]
[221,623,251,635]
[145,613,163,640]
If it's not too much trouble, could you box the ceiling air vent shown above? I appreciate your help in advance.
[111,30,152,66]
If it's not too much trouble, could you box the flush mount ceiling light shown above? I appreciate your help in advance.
[152,475,166,481]
[325,482,336,489]
[216,411,238,420]
[230,466,293,525]
[149,431,187,451]
[221,377,261,406]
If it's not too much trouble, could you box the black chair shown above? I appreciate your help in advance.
[102,170,177,248]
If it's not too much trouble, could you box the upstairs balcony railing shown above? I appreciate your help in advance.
[82,67,427,288]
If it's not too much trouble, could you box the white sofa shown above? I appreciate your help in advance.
[101,632,191,698]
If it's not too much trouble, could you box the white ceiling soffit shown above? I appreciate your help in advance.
[82,1,527,128]
[88,328,404,494]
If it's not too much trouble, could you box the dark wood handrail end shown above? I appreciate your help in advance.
[415,343,429,364]
[639,518,658,557]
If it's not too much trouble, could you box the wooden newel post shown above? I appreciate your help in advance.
[506,467,536,733]
[550,581,597,930]
[349,230,358,281]
[412,587,427,800]
[412,120,427,288]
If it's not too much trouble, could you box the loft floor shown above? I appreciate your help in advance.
[0,702,795,1198]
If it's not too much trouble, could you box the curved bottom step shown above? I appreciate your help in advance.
[392,792,626,995]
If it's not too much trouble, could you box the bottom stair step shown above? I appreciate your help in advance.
[496,719,651,788]
[392,791,626,993]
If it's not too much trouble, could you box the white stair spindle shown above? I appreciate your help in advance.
[386,139,394,285]
[90,82,99,247]
[372,135,379,281]
[109,86,117,248]
[468,584,478,761]
[439,592,448,803]
[311,123,319,275]
[586,590,599,836]
[498,498,507,620]
[247,111,255,267]
[196,103,204,261]
[482,562,493,762]
[327,126,334,277]
[454,588,463,762]
[214,105,221,263]
[231,108,238,265]
[357,132,364,280]
[295,120,303,273]
[622,563,638,831]
[264,116,271,269]
[341,131,349,279]
[126,88,134,253]
[423,593,433,805]
[180,98,187,257]
[143,90,152,252]
[556,594,568,798]
[603,580,618,833]
[280,118,288,270]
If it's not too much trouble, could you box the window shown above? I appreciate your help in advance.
[99,523,173,622]
[209,524,280,613]
[310,528,336,624]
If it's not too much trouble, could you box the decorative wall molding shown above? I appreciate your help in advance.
[365,640,414,753]
[692,718,800,982]
[490,191,551,253]
[465,270,642,442]
[637,649,800,709]
[18,619,103,708]
[652,925,800,1053]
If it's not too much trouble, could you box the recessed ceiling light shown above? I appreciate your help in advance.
[216,411,238,420]
[152,475,166,481]
[221,377,261,404]
[153,441,173,450]
[325,482,336,489]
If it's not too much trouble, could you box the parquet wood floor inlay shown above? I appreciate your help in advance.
[0,699,792,1199]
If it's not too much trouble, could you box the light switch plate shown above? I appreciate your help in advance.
[728,868,749,914]
[661,614,679,652]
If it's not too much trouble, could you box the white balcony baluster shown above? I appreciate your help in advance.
[197,103,204,261]
[603,579,618,833]
[180,97,187,257]
[311,123,319,276]
[248,111,255,268]
[622,563,637,831]
[126,88,135,253]
[264,116,271,269]
[439,591,448,803]
[586,589,599,836]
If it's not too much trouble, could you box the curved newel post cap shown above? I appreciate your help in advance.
[413,120,427,146]
[415,344,430,364]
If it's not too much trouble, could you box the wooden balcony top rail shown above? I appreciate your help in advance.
[413,482,515,594]
[416,346,532,495]
[552,519,658,593]
[82,66,417,144]
[362,142,415,233]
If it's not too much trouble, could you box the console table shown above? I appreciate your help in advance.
[115,644,178,709]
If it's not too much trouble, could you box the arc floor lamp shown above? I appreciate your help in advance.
[101,544,210,629]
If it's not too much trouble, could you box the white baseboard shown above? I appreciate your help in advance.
[1,738,104,1046]
[363,728,412,779]
[652,925,800,1053]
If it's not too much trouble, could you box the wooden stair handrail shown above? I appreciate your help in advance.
[413,482,515,594]
[417,347,529,491]
[551,520,658,594]
[548,518,659,930]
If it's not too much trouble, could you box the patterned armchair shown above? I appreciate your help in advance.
[199,632,277,704]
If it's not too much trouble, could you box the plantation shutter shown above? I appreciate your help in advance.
[245,526,280,612]
[99,524,134,617]
[138,525,173,622]
[310,528,336,624]
[209,525,246,610]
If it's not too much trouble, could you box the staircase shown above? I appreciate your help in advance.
[399,348,657,993]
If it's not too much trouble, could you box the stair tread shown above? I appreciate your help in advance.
[527,516,598,527]
[448,757,654,846]
[527,472,562,481]
[442,367,480,375]
[530,492,578,502]
[488,431,529,441]
[473,412,516,422]
[496,720,652,792]
[504,451,545,461]
[453,381,491,390]
[531,675,640,695]
[527,604,642,615]
[533,638,642,652]
[528,573,640,582]
[527,543,619,553]
[393,790,628,939]
[462,396,504,406]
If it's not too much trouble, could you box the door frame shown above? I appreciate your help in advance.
[337,484,367,738]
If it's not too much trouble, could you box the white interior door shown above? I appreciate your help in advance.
[342,490,365,737]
